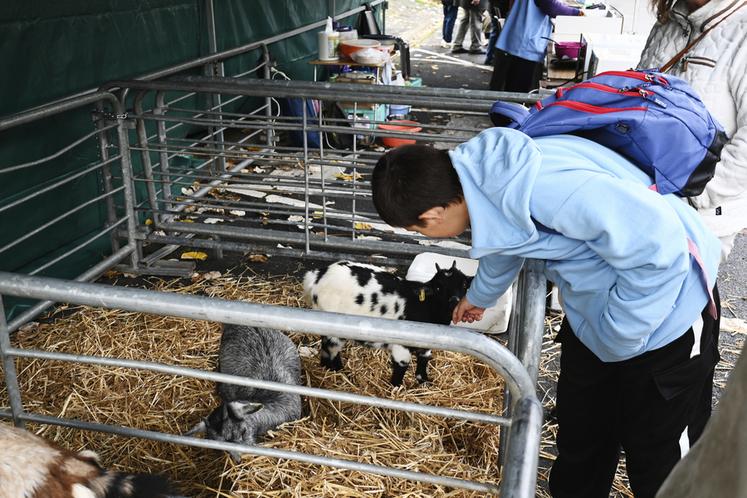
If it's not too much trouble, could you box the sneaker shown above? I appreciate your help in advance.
[468,48,487,55]
[451,47,468,54]
[440,40,451,48]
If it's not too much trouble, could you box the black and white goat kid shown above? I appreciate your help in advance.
[186,324,302,463]
[0,423,182,498]
[303,260,470,386]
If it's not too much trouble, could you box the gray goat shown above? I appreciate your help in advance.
[187,324,302,463]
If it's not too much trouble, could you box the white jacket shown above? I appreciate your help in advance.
[639,0,747,237]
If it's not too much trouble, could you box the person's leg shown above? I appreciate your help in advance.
[443,4,459,43]
[484,11,501,64]
[467,7,484,52]
[451,7,469,52]
[549,319,622,498]
[488,49,510,90]
[621,289,721,498]
[504,55,542,92]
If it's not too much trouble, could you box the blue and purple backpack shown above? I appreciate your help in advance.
[490,69,728,197]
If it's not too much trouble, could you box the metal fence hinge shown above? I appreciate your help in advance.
[92,110,135,128]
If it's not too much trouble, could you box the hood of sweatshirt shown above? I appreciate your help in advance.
[448,128,543,258]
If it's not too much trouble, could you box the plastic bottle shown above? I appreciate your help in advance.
[318,17,339,60]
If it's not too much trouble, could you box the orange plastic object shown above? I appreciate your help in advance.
[378,120,423,147]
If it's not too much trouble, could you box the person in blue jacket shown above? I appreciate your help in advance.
[489,0,583,92]
[372,128,722,498]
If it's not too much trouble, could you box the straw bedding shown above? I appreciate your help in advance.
[0,267,506,497]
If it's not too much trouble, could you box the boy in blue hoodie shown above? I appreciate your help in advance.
[372,128,721,498]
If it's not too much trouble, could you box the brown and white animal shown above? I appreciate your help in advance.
[303,260,471,386]
[0,423,182,498]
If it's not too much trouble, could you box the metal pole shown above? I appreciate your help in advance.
[501,396,543,497]
[112,103,143,270]
[5,244,137,334]
[262,45,274,147]
[0,272,537,401]
[205,0,227,175]
[133,92,162,224]
[517,259,546,385]
[155,91,173,213]
[94,101,121,253]
[303,99,311,254]
[0,296,25,427]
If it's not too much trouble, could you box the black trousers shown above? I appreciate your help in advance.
[549,287,721,498]
[489,50,542,93]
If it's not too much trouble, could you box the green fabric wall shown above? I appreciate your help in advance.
[0,0,383,319]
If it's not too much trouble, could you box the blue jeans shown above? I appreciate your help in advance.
[484,14,501,64]
[442,4,458,43]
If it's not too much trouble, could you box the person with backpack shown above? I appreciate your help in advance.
[372,127,721,497]
[489,0,583,92]
[638,0,747,262]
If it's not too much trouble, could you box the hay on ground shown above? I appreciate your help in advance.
[0,269,506,497]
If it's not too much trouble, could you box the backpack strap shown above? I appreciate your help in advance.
[687,238,719,320]
[660,0,747,73]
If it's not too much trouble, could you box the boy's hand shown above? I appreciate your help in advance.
[452,297,486,324]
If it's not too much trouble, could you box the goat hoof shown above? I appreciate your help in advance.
[415,375,430,385]
[321,356,343,371]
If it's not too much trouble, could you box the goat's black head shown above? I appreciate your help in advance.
[414,261,471,325]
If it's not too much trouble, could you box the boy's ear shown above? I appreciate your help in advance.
[418,206,445,224]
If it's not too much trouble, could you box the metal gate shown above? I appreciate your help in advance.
[0,57,547,494]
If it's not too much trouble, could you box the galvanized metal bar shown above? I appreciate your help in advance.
[0,124,117,174]
[500,396,543,498]
[0,91,120,131]
[262,44,274,147]
[155,221,470,258]
[94,101,122,253]
[0,296,25,427]
[28,218,129,276]
[204,0,227,175]
[155,92,173,212]
[5,346,509,427]
[98,0,387,93]
[133,92,162,223]
[5,243,137,334]
[144,232,415,267]
[516,259,547,385]
[0,410,502,494]
[0,156,122,216]
[0,271,536,400]
[0,187,125,256]
[112,101,143,269]
[303,99,311,253]
[351,102,358,240]
[107,77,532,111]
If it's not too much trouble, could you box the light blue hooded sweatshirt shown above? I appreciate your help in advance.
[450,128,721,362]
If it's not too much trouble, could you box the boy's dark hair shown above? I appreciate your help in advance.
[371,144,463,227]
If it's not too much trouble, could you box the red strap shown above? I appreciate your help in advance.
[687,238,718,320]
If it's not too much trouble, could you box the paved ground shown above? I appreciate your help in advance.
[385,0,747,495]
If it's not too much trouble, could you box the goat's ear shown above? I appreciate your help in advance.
[434,262,441,272]
[450,260,457,270]
[184,420,208,436]
[227,400,263,419]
